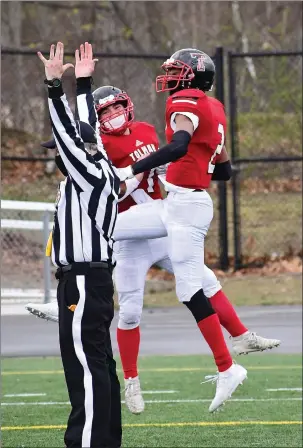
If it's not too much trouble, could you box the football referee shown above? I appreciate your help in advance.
[38,42,121,448]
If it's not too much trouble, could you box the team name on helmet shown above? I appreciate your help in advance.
[97,95,116,106]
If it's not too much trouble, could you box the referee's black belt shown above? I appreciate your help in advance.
[56,261,113,279]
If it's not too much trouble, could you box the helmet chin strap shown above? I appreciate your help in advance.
[171,79,191,94]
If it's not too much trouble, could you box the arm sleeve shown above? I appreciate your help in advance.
[211,160,232,181]
[131,130,191,175]
[48,86,106,190]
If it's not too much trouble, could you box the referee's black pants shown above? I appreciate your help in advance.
[56,264,122,448]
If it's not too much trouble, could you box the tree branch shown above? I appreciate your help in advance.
[231,1,257,81]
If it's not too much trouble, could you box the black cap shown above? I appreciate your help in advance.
[41,121,97,149]
[41,139,56,149]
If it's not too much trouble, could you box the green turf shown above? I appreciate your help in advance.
[2,355,302,447]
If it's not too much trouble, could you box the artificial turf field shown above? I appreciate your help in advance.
[2,354,302,447]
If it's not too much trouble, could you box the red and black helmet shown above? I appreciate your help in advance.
[92,86,134,135]
[156,48,215,93]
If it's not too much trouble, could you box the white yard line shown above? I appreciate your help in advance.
[266,388,302,392]
[1,402,70,406]
[4,393,46,397]
[1,398,302,406]
[142,390,178,394]
[142,398,302,404]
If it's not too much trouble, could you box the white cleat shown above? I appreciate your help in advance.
[124,376,145,415]
[205,363,247,413]
[232,331,281,356]
[25,302,59,323]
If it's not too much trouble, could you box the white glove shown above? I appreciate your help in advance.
[155,163,169,176]
[117,165,135,181]
[118,177,141,202]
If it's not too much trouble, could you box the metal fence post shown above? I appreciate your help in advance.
[227,52,242,270]
[43,211,51,303]
[214,47,229,271]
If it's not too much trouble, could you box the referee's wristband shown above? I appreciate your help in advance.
[76,77,93,95]
[48,85,64,99]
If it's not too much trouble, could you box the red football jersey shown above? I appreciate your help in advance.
[165,89,227,189]
[102,121,162,213]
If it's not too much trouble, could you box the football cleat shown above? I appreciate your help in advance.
[124,376,145,415]
[232,331,281,356]
[203,363,247,413]
[25,302,58,323]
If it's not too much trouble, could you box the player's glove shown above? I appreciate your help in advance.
[155,163,170,176]
[116,165,135,181]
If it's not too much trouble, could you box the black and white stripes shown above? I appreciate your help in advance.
[48,89,120,267]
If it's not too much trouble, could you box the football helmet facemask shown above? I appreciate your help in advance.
[156,48,215,93]
[93,86,134,135]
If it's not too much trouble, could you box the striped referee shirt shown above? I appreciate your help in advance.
[48,85,120,267]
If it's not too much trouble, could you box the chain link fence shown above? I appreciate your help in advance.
[228,51,302,268]
[1,203,59,302]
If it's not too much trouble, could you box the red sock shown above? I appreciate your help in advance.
[210,290,248,337]
[197,314,233,372]
[117,326,140,379]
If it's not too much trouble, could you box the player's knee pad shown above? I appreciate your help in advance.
[175,281,193,303]
[183,288,215,322]
[175,274,205,303]
[202,266,222,298]
[118,294,143,330]
[118,312,141,330]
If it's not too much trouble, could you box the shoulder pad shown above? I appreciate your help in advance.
[171,89,206,99]
[207,96,224,108]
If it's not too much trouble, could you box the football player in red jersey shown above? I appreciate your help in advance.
[84,75,278,413]
[119,48,254,412]
[92,85,162,213]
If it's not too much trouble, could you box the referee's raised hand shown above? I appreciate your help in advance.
[75,41,98,78]
[37,41,74,80]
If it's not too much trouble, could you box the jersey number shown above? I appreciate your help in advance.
[147,168,156,192]
[208,123,224,174]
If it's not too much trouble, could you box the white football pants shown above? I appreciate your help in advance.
[113,193,221,330]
